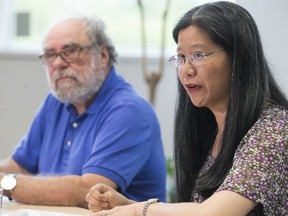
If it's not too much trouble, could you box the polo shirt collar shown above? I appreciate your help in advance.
[65,67,119,115]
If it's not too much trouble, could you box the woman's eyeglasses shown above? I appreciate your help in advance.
[169,49,223,69]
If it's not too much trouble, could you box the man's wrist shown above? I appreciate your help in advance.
[0,174,17,200]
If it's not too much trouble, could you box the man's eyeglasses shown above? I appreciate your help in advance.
[169,49,223,69]
[39,44,95,65]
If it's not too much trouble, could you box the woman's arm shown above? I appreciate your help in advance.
[88,187,257,216]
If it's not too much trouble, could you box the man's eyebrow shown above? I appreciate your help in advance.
[62,43,79,49]
[43,43,79,52]
[43,47,54,52]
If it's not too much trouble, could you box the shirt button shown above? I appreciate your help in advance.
[67,140,72,146]
[72,122,78,128]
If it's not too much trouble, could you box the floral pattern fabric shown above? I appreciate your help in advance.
[192,104,288,215]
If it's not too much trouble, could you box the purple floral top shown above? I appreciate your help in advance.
[192,104,288,215]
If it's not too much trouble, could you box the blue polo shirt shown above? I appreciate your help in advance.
[12,67,166,202]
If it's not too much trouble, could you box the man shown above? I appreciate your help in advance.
[0,15,166,208]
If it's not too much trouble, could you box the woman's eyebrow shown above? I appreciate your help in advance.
[176,44,207,53]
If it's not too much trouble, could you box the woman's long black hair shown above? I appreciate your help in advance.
[173,1,288,201]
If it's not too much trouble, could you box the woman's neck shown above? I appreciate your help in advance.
[211,111,226,158]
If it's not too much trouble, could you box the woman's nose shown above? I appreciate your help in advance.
[181,61,196,77]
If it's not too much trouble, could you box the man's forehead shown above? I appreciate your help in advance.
[44,19,89,50]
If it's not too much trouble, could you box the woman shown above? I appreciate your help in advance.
[86,1,288,215]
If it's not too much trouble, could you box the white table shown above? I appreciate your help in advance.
[0,197,90,216]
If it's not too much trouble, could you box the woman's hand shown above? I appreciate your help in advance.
[89,202,145,216]
[86,183,135,212]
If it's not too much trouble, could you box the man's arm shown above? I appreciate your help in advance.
[0,157,29,174]
[0,173,117,208]
[0,158,117,208]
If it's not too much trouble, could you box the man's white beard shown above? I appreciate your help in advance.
[47,58,106,104]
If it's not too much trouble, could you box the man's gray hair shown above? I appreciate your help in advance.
[81,16,118,67]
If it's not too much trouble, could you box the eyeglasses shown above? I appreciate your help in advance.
[39,44,95,65]
[169,49,223,69]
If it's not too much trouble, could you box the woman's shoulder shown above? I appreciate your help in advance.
[256,103,288,131]
[240,103,288,152]
[262,103,288,117]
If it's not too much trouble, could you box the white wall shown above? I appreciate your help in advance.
[1,0,288,159]
[237,0,288,93]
